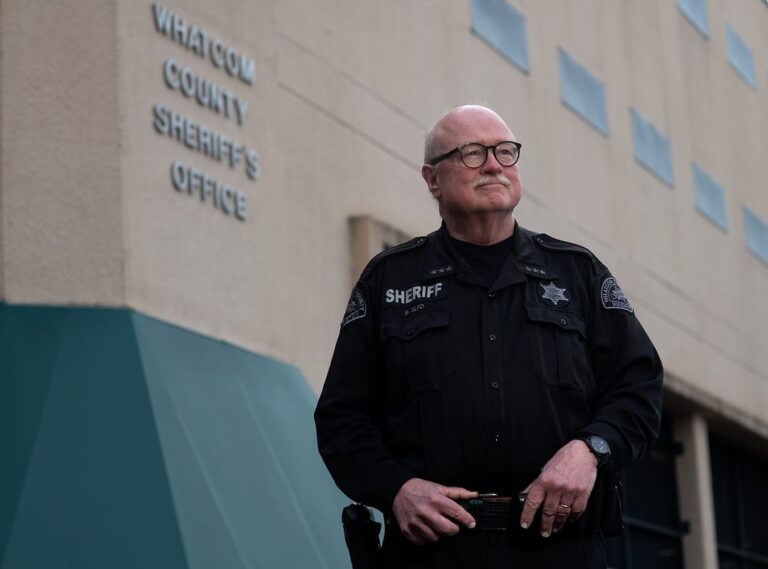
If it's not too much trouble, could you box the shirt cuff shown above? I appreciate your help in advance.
[575,421,629,466]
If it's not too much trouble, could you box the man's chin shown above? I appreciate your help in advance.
[480,191,518,208]
[475,201,517,215]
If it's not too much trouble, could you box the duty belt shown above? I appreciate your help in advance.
[455,494,599,546]
[456,495,527,532]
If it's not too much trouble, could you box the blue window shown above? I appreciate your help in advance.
[692,163,728,230]
[725,24,757,89]
[470,0,529,73]
[630,108,675,188]
[677,0,709,38]
[743,207,768,264]
[558,48,609,137]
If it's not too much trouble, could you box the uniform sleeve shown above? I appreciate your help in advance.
[579,270,664,467]
[314,275,415,513]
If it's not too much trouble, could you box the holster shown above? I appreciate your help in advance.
[342,504,382,569]
[578,464,624,537]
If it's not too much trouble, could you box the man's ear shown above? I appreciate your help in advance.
[422,164,440,199]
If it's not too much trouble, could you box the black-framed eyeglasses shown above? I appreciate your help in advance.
[427,141,522,168]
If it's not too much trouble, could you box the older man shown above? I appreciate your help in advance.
[315,105,663,568]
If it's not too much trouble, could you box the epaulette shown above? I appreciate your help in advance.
[532,233,607,274]
[361,234,430,276]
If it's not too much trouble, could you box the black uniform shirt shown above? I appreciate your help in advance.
[447,232,515,287]
[315,223,663,513]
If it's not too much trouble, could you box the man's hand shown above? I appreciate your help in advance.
[392,478,478,545]
[519,440,598,538]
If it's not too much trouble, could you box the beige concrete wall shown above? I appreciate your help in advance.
[0,0,125,304]
[114,0,437,387]
[2,0,768,421]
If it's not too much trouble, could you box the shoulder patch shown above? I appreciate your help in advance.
[533,233,607,274]
[341,287,367,327]
[600,277,634,313]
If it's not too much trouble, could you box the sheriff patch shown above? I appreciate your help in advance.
[539,281,570,307]
[341,287,367,327]
[600,277,633,313]
[385,282,445,305]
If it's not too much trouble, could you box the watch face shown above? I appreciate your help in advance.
[589,436,610,455]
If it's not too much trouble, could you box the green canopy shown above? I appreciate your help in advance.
[0,303,351,568]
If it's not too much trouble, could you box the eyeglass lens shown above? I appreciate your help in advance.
[460,142,519,168]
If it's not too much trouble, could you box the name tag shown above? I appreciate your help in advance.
[385,282,445,304]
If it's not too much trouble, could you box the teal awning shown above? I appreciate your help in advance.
[0,303,350,568]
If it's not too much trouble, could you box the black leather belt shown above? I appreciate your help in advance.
[456,494,527,531]
[455,493,602,548]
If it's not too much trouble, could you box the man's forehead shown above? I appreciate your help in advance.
[435,106,515,145]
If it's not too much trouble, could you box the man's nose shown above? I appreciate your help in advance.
[480,150,504,173]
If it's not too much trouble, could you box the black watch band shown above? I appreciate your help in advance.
[577,434,612,467]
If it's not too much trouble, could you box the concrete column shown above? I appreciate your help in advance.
[348,216,411,287]
[674,413,719,569]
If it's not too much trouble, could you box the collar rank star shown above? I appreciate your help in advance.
[522,265,551,278]
[539,281,570,307]
[427,265,454,277]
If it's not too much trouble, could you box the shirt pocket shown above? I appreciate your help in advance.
[524,303,591,391]
[379,309,450,401]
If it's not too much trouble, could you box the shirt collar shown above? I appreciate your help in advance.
[421,221,555,290]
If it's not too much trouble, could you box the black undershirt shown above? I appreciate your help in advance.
[447,232,516,287]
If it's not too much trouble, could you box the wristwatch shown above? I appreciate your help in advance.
[577,434,612,467]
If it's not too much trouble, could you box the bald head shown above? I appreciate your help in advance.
[424,105,515,164]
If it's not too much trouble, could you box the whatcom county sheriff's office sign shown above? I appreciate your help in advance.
[151,3,260,222]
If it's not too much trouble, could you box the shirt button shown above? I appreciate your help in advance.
[492,433,501,443]
[491,381,500,389]
[488,292,495,298]
[489,334,497,341]
[559,319,567,327]
[406,329,414,336]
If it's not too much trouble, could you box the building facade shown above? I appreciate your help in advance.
[1,0,767,567]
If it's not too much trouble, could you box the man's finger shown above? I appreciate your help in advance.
[552,502,573,533]
[553,504,571,521]
[432,515,462,536]
[443,499,477,529]
[570,492,590,519]
[412,522,440,543]
[520,483,545,529]
[552,491,576,532]
[442,486,479,501]
[400,521,425,546]
[402,528,425,546]
[538,493,563,537]
[438,486,478,529]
